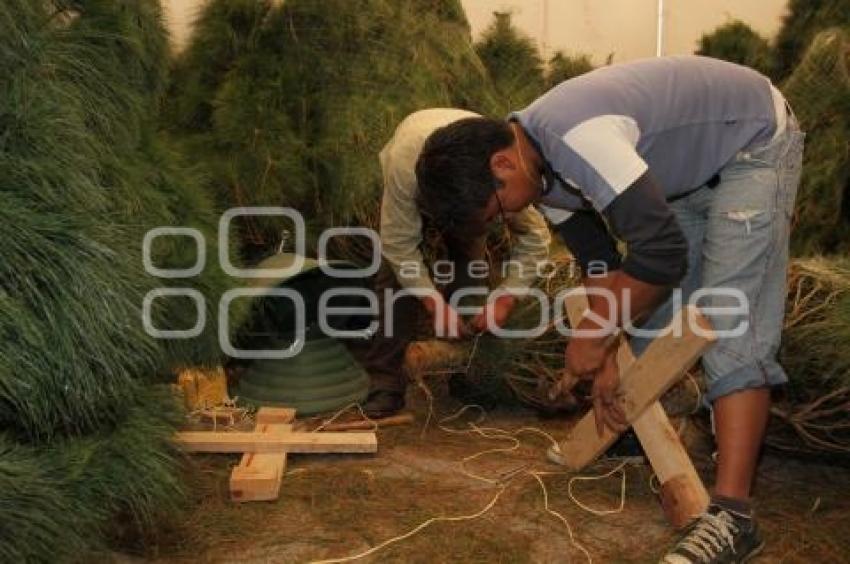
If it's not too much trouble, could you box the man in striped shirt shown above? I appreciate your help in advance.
[415,56,804,564]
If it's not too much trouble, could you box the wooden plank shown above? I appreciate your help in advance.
[229,466,279,497]
[230,423,291,502]
[229,408,299,502]
[556,304,715,471]
[561,291,710,527]
[633,403,709,527]
[175,431,378,453]
[660,474,713,528]
[256,407,296,425]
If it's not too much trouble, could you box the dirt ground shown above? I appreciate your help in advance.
[127,381,850,564]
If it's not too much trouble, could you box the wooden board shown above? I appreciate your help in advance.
[230,407,298,502]
[557,304,715,472]
[175,430,378,454]
[256,407,297,425]
[230,422,291,502]
[615,344,707,498]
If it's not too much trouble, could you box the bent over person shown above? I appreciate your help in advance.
[414,56,804,563]
[360,108,551,417]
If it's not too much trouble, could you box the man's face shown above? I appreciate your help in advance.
[482,144,543,222]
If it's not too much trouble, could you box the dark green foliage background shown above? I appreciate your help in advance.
[0,0,238,560]
[546,51,595,88]
[774,0,850,80]
[474,11,546,114]
[696,20,775,78]
[782,28,850,256]
[166,0,501,257]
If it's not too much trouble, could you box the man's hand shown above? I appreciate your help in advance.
[470,293,517,334]
[590,352,628,436]
[422,294,469,339]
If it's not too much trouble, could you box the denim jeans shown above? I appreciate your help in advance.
[631,118,805,403]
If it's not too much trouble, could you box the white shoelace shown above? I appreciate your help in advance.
[671,511,739,563]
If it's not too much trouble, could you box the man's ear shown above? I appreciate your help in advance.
[489,148,516,181]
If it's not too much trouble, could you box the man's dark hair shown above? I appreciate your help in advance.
[415,117,514,237]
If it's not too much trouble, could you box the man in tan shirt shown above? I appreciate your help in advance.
[362,108,551,416]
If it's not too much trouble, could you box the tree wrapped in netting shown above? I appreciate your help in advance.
[696,20,775,78]
[545,51,595,88]
[781,27,850,256]
[0,0,236,559]
[774,0,850,81]
[403,256,583,413]
[167,0,500,259]
[772,257,850,457]
[474,11,546,115]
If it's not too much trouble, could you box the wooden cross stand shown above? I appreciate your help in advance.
[175,407,378,502]
[552,292,715,528]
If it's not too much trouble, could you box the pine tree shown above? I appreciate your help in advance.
[781,28,850,255]
[474,11,546,114]
[546,51,595,88]
[696,20,774,78]
[774,0,850,80]
[167,0,500,259]
[0,0,236,558]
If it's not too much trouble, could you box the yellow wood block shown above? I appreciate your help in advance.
[177,366,228,410]
[174,430,378,453]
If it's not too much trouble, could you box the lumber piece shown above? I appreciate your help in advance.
[175,431,378,453]
[556,302,715,472]
[230,407,298,502]
[229,466,280,495]
[616,343,708,512]
[255,407,297,425]
[560,291,710,526]
[229,428,291,502]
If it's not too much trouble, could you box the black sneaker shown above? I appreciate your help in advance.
[362,390,405,419]
[660,505,764,563]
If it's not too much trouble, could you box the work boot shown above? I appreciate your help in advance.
[660,504,764,563]
[362,390,405,419]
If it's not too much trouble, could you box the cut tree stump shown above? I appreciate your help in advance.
[552,291,713,528]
